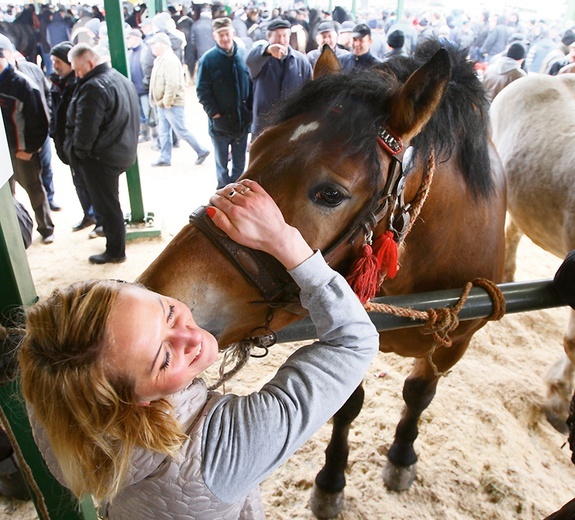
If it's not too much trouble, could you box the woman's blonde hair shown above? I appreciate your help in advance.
[19,280,187,502]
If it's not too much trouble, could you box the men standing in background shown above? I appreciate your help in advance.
[246,18,311,138]
[49,40,99,233]
[148,32,210,167]
[339,23,382,72]
[306,20,349,69]
[0,34,53,244]
[65,43,139,264]
[1,31,61,213]
[482,42,526,103]
[126,28,151,143]
[197,17,252,189]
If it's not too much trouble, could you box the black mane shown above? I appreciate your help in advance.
[275,39,493,199]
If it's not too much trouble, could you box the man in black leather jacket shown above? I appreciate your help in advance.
[65,43,139,264]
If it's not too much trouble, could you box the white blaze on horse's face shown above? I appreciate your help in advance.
[289,121,320,142]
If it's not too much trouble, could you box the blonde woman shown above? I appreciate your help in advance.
[19,179,379,519]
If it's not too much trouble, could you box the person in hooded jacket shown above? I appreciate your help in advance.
[482,42,526,103]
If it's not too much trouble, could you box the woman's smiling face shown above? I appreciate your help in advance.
[106,285,219,404]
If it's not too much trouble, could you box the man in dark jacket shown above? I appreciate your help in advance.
[49,40,98,233]
[246,18,311,138]
[0,35,53,244]
[197,17,253,189]
[66,43,140,264]
[339,23,382,72]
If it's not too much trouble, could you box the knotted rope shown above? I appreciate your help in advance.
[401,153,435,240]
[364,278,506,377]
[208,341,252,391]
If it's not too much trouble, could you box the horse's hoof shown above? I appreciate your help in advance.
[382,460,417,491]
[309,483,344,519]
[543,406,569,434]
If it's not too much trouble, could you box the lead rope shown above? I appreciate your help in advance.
[208,341,252,392]
[365,278,506,377]
[208,310,277,392]
[0,405,50,520]
[400,154,435,240]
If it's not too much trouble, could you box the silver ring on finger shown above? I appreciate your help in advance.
[227,189,237,199]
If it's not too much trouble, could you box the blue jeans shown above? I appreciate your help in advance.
[39,136,54,203]
[157,106,208,163]
[212,131,249,189]
[139,93,150,124]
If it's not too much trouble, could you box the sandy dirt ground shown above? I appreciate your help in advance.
[2,87,575,520]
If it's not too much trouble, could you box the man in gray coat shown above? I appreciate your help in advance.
[246,18,311,138]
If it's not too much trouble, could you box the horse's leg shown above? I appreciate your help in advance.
[383,337,470,491]
[503,217,524,282]
[544,309,575,434]
[309,384,364,519]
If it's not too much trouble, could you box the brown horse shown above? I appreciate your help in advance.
[139,41,506,517]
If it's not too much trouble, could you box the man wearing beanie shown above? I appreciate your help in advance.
[482,42,526,103]
[49,41,99,234]
[384,29,406,59]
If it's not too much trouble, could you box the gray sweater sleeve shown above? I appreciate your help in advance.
[201,251,380,503]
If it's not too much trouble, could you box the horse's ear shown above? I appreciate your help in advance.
[387,48,451,141]
[313,44,341,79]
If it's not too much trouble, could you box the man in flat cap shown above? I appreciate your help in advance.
[246,18,312,138]
[306,20,349,69]
[197,17,253,189]
[337,21,355,51]
[339,23,381,72]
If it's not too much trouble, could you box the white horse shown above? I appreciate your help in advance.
[490,73,575,433]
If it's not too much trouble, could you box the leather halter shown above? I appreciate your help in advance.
[188,126,408,311]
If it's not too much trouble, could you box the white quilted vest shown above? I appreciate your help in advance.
[32,379,266,520]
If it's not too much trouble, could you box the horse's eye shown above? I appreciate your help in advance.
[311,184,346,207]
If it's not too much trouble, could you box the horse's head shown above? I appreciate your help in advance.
[139,47,452,346]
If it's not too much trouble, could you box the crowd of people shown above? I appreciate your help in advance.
[2,1,575,517]
[1,2,575,259]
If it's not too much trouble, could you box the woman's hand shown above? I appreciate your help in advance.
[207,180,313,271]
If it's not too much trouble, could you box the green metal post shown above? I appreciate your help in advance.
[0,184,36,313]
[396,0,404,21]
[103,0,145,224]
[567,0,575,22]
[103,0,160,237]
[157,0,167,14]
[0,121,98,519]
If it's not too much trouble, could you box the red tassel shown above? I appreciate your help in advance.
[346,231,400,303]
[346,244,380,303]
[373,231,399,280]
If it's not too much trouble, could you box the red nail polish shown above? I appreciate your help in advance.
[206,206,216,218]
